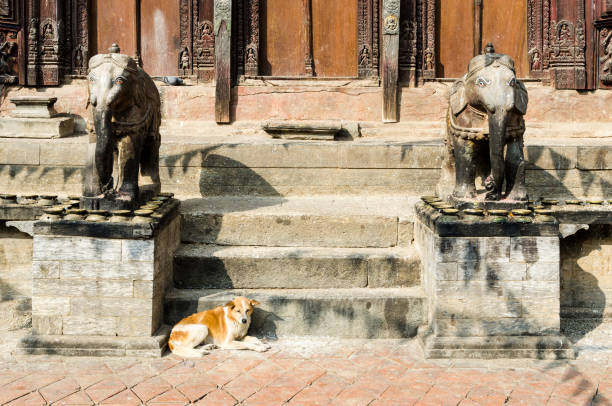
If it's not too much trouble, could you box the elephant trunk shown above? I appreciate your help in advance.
[486,109,508,200]
[93,109,114,193]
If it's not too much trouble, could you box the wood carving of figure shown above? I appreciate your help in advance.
[180,47,190,70]
[425,52,434,70]
[559,24,571,43]
[0,0,9,16]
[0,41,16,75]
[360,46,370,65]
[601,31,612,73]
[75,47,83,68]
[531,50,541,70]
[246,47,256,63]
[43,23,53,39]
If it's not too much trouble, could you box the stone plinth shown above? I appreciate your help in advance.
[0,96,73,139]
[414,202,574,359]
[19,199,181,357]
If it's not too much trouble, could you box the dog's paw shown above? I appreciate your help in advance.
[254,344,270,352]
[202,344,218,351]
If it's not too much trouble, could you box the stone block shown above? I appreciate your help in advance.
[10,96,59,118]
[39,142,88,166]
[367,254,421,288]
[0,142,40,165]
[526,262,560,281]
[435,263,458,281]
[398,218,414,246]
[32,297,70,316]
[32,315,62,335]
[34,279,134,298]
[483,238,510,262]
[339,144,444,169]
[525,145,577,170]
[63,317,116,336]
[435,237,484,263]
[116,317,155,337]
[133,281,154,298]
[122,240,154,262]
[510,237,559,263]
[33,236,122,262]
[60,261,155,280]
[523,281,560,300]
[69,297,153,318]
[0,117,74,139]
[32,261,60,279]
[577,146,612,170]
[434,318,549,337]
[457,262,526,282]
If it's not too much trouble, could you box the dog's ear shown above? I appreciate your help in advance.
[224,300,235,309]
[250,299,260,307]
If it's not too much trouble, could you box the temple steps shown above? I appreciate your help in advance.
[164,287,427,339]
[173,245,421,289]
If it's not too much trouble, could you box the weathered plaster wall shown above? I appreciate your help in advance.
[561,225,612,321]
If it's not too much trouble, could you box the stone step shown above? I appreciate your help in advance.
[173,244,421,289]
[164,287,427,339]
[180,195,417,247]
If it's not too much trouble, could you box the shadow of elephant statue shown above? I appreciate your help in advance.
[439,44,529,202]
[83,44,161,205]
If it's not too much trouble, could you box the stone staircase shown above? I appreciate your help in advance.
[164,195,428,339]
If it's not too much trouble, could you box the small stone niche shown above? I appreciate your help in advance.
[0,96,74,139]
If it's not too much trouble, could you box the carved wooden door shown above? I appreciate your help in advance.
[437,0,528,78]
[92,0,138,58]
[140,0,181,76]
[260,0,360,77]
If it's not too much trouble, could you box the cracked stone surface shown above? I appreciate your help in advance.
[0,329,610,406]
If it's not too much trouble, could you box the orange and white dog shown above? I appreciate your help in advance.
[168,296,271,358]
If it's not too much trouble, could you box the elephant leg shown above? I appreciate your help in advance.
[117,136,141,201]
[140,132,161,195]
[452,137,477,198]
[504,139,528,201]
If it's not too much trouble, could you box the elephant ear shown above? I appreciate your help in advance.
[449,79,467,116]
[514,79,528,115]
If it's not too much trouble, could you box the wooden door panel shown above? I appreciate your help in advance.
[93,0,137,57]
[260,0,306,76]
[481,0,528,78]
[312,0,358,77]
[140,0,181,76]
[437,0,474,78]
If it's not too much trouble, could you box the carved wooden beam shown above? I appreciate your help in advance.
[382,0,400,122]
[473,0,482,56]
[214,0,232,123]
[303,0,314,76]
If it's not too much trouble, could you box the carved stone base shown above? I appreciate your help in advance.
[448,196,530,211]
[419,329,575,360]
[17,326,170,357]
[80,185,157,211]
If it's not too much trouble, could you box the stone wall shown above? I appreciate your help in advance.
[561,225,612,321]
[0,221,32,300]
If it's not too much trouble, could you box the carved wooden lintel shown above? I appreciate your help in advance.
[382,0,400,122]
[215,0,231,123]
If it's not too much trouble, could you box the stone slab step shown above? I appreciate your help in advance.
[174,244,421,289]
[180,195,417,247]
[164,287,427,339]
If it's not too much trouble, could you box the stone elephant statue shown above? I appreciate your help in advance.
[84,44,161,205]
[440,44,528,201]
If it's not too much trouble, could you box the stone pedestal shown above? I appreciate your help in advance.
[0,96,74,139]
[19,200,181,357]
[415,202,574,359]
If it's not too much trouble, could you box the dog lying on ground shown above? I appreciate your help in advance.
[168,296,271,358]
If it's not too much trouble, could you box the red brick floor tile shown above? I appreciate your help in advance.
[380,383,430,402]
[466,385,509,405]
[241,385,294,406]
[146,359,182,376]
[333,387,378,406]
[116,364,156,388]
[457,400,481,406]
[104,361,141,375]
[175,376,217,403]
[100,389,142,405]
[193,390,237,406]
[72,375,107,391]
[0,389,32,405]
[245,361,285,386]
[418,385,466,406]
[7,374,64,393]
[39,377,80,404]
[223,375,264,402]
[86,379,127,404]
[311,359,362,382]
[289,373,346,405]
[156,373,193,389]
[4,391,46,406]
[131,377,172,403]
[148,389,189,404]
[53,391,94,405]
[205,363,248,387]
[0,373,25,387]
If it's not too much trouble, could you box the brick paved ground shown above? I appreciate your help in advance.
[1,335,611,406]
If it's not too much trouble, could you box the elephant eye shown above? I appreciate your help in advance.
[507,78,517,87]
[115,76,126,85]
[475,77,490,88]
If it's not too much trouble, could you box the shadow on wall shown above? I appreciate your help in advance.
[560,225,608,345]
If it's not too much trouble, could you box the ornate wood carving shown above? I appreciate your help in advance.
[421,0,435,79]
[70,0,87,76]
[382,0,400,122]
[178,0,215,81]
[399,0,417,84]
[303,0,314,75]
[548,1,587,89]
[244,0,259,76]
[0,0,21,83]
[358,0,376,78]
[594,0,612,88]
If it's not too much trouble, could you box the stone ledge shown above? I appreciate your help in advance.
[17,325,170,357]
[0,116,74,139]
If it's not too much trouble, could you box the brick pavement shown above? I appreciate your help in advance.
[0,337,611,406]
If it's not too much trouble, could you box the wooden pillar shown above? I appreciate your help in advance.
[473,0,482,56]
[303,0,314,75]
[382,0,400,122]
[215,0,232,123]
